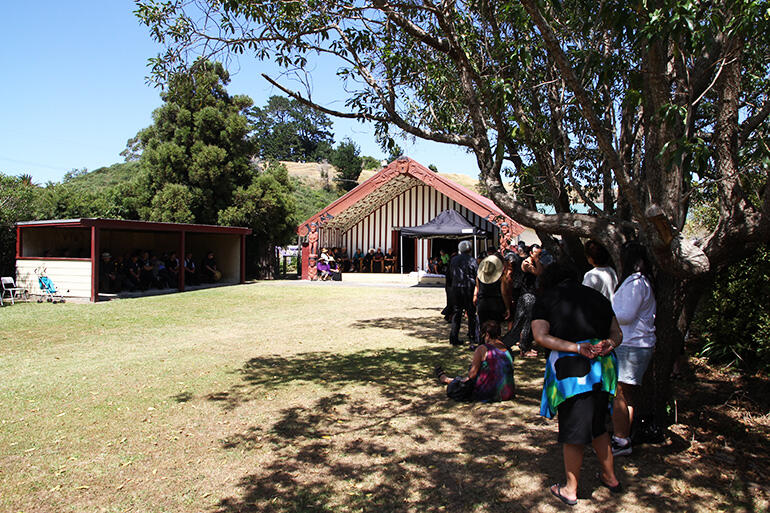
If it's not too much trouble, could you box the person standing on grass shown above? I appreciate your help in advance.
[509,244,542,356]
[448,240,478,346]
[611,242,657,457]
[582,240,618,302]
[531,263,623,506]
[474,254,509,327]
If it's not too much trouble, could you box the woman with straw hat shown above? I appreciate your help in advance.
[474,254,509,327]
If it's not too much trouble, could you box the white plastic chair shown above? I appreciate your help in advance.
[1,277,28,305]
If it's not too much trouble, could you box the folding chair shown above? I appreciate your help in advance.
[1,276,28,305]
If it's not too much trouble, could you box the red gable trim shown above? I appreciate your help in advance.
[297,157,524,236]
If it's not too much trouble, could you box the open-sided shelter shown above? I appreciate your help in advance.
[15,218,251,302]
[297,157,525,279]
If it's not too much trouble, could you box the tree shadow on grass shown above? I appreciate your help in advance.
[211,387,703,513]
[350,315,448,343]
[214,393,560,513]
[199,306,768,513]
[206,345,461,411]
[201,345,764,513]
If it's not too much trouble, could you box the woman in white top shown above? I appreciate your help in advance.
[611,242,656,456]
[582,240,618,301]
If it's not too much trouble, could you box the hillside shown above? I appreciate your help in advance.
[65,161,141,190]
[65,160,484,194]
[356,168,482,192]
[60,160,487,225]
[286,161,484,193]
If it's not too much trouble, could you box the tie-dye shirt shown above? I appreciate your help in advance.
[539,339,618,418]
[473,344,516,402]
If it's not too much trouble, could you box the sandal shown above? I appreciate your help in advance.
[597,474,623,494]
[550,484,577,506]
[434,365,446,380]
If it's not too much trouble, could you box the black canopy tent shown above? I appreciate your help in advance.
[399,209,487,273]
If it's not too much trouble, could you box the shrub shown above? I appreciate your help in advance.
[693,244,770,373]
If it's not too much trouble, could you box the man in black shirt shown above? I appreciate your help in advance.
[448,240,479,346]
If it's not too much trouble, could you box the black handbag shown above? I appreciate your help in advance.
[446,376,476,402]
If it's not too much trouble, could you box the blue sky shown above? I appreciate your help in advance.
[0,1,479,184]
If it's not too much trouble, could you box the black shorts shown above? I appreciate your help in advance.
[557,391,610,445]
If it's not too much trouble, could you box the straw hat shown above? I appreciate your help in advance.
[478,255,504,284]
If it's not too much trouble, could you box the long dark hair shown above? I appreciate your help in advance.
[618,241,654,291]
[480,320,502,340]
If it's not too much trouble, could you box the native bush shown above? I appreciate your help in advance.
[693,244,770,374]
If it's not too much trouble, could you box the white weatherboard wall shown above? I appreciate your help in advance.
[16,259,91,299]
[318,184,503,272]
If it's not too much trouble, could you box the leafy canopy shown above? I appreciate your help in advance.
[250,95,334,162]
[134,59,257,225]
[331,138,363,192]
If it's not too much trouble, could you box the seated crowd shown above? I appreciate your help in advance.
[315,247,398,278]
[99,249,222,293]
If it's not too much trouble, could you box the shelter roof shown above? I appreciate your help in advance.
[16,218,252,235]
[297,157,523,236]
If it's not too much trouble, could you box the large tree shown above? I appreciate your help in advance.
[136,0,770,419]
[132,59,257,225]
[250,95,335,161]
[128,59,299,267]
[0,174,37,275]
[331,138,364,191]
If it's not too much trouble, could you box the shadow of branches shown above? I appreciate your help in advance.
[350,315,448,343]
[200,317,768,512]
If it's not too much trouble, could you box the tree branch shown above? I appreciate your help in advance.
[739,97,770,146]
[260,73,475,147]
[519,0,647,224]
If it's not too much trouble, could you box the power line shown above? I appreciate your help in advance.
[0,156,72,173]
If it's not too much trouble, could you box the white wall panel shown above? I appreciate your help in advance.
[328,184,504,271]
[16,259,92,299]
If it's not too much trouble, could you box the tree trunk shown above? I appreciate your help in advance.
[642,272,708,425]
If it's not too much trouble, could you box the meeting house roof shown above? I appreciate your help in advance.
[297,157,524,236]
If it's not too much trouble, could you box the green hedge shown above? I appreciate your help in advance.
[693,244,770,373]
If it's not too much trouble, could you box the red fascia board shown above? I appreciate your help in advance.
[421,173,525,237]
[17,257,91,262]
[16,218,251,235]
[295,177,379,233]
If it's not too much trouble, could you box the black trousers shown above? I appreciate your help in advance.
[450,286,477,345]
[508,292,536,352]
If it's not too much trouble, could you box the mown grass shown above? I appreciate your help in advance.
[1,282,766,513]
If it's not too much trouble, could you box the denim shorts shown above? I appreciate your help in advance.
[614,345,654,385]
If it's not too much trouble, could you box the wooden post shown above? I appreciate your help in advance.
[90,226,99,303]
[179,231,186,291]
[240,235,246,283]
[301,242,310,280]
[15,225,21,258]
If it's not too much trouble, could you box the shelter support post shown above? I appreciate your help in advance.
[90,226,99,303]
[179,231,186,291]
[473,235,477,258]
[240,235,246,283]
[400,234,403,274]
[16,225,21,259]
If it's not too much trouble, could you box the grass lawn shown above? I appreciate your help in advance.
[1,282,768,513]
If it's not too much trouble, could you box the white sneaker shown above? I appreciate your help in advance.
[611,438,632,457]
